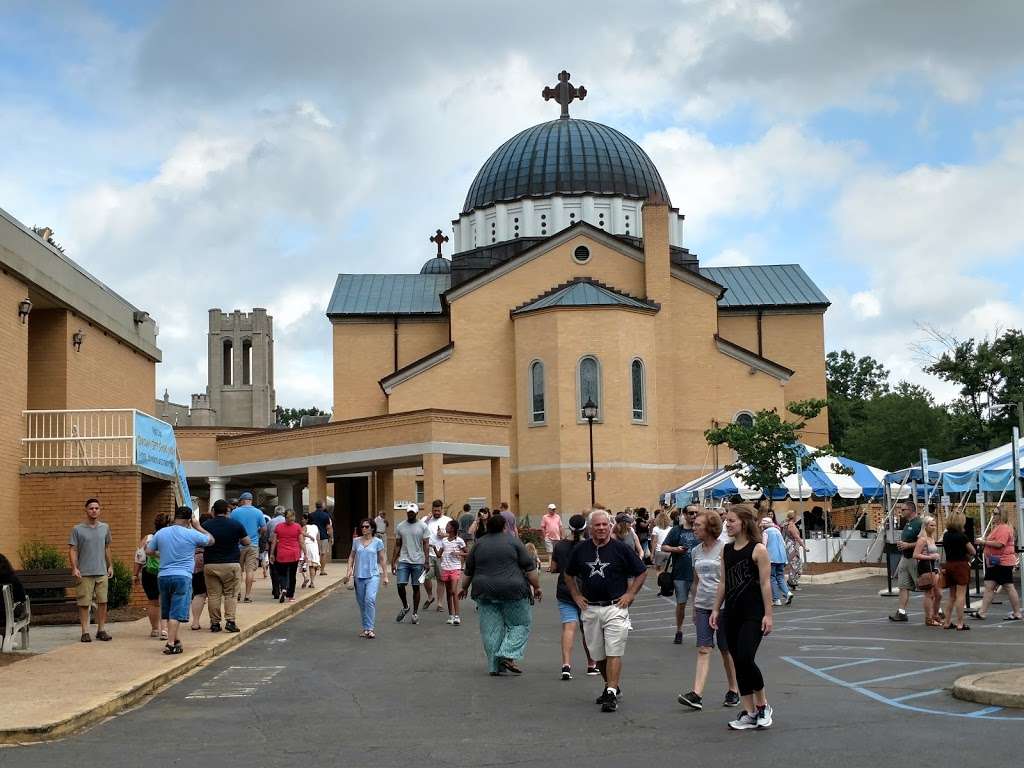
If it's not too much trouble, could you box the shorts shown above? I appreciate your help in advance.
[558,599,581,624]
[192,570,207,596]
[441,568,461,583]
[75,575,109,607]
[318,539,331,562]
[582,604,629,661]
[544,539,556,554]
[985,564,1015,585]
[396,562,425,585]
[424,556,440,581]
[693,607,728,651]
[674,579,693,605]
[140,569,160,601]
[239,546,259,573]
[896,557,917,591]
[943,560,970,587]
[158,574,192,622]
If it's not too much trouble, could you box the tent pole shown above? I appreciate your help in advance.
[1013,427,1023,601]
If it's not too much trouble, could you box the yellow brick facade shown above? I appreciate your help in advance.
[0,269,29,557]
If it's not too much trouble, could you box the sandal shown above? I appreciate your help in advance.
[925,618,943,627]
[366,631,376,639]
[162,642,184,655]
[190,624,201,630]
[967,611,985,620]
[955,624,971,631]
[1005,614,1022,621]
[80,633,92,643]
[150,629,160,638]
[160,630,168,640]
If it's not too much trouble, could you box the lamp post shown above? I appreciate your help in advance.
[583,398,598,507]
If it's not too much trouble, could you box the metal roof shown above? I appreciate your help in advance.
[327,274,450,316]
[463,119,671,214]
[512,277,659,316]
[699,264,829,309]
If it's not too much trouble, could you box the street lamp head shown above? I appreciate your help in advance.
[582,398,598,421]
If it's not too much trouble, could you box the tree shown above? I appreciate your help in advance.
[705,399,843,505]
[843,382,952,470]
[275,406,330,428]
[826,350,890,452]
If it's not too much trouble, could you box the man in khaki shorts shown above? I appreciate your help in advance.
[69,498,113,642]
[565,508,647,713]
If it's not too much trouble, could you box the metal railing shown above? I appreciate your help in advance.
[22,409,136,468]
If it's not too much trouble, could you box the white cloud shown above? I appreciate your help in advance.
[704,247,752,267]
[849,291,881,319]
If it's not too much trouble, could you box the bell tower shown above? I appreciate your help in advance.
[206,308,276,427]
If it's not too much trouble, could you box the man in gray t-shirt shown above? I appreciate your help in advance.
[390,504,429,623]
[68,498,113,642]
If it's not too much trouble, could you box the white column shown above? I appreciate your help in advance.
[274,480,294,510]
[208,477,229,504]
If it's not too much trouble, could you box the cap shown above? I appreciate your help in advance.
[547,503,557,510]
[406,503,419,514]
[568,514,587,532]
[239,491,253,500]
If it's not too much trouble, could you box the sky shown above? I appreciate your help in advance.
[2,0,1024,410]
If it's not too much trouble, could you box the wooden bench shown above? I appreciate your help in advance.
[15,568,77,616]
[1,583,30,651]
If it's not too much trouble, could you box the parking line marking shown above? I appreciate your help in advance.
[818,659,878,672]
[891,689,944,702]
[853,662,966,685]
[966,706,1004,717]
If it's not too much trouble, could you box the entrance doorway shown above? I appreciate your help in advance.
[331,476,369,559]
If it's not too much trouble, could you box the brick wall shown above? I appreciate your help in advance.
[26,309,69,408]
[0,270,29,561]
[65,311,156,414]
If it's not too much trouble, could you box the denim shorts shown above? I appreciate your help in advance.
[693,607,728,651]
[558,599,581,624]
[158,574,192,622]
[674,579,693,605]
[396,562,425,585]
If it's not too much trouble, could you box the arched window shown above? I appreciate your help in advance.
[529,360,545,424]
[577,355,602,420]
[734,411,754,429]
[631,358,646,422]
[242,339,253,386]
[222,339,233,386]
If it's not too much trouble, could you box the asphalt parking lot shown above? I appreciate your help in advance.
[5,574,1022,767]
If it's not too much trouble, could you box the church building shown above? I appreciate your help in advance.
[326,72,830,516]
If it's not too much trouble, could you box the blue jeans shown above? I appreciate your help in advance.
[355,575,380,630]
[158,574,192,622]
[770,563,790,602]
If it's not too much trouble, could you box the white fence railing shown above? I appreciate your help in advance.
[22,409,136,468]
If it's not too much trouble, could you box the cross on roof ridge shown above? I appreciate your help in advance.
[542,70,586,119]
[428,228,449,258]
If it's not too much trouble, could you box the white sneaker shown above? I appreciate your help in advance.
[728,711,759,730]
[453,615,461,625]
[756,704,773,728]
[446,615,456,625]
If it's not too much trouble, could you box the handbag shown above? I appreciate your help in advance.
[657,555,675,597]
[916,558,936,589]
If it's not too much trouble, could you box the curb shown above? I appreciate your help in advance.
[801,567,885,585]
[952,670,1024,709]
[0,581,341,746]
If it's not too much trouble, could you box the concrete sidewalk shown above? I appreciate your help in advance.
[0,569,344,744]
[953,667,1024,709]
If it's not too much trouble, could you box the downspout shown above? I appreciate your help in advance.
[756,310,764,357]
[393,316,399,372]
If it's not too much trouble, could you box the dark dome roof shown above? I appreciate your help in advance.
[462,119,671,215]
[419,256,451,275]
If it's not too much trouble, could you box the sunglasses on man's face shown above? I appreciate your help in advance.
[360,524,371,529]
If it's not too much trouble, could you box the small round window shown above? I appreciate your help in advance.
[573,245,591,264]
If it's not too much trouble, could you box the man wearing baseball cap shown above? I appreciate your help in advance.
[230,491,265,603]
[541,503,564,564]
[391,503,429,623]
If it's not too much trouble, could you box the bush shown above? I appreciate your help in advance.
[17,540,68,570]
[519,527,544,550]
[108,559,133,610]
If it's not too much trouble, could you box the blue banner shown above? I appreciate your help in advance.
[134,411,193,508]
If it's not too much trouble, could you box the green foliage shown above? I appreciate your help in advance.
[519,527,543,550]
[108,559,133,610]
[826,350,891,452]
[705,399,842,503]
[17,540,68,570]
[275,406,330,428]
[843,382,953,470]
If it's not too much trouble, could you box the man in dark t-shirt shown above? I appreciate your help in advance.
[204,499,250,632]
[565,508,646,712]
[310,502,334,574]
[458,504,476,543]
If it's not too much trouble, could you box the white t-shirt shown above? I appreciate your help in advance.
[652,525,672,553]
[691,540,724,610]
[437,537,467,571]
[421,515,453,550]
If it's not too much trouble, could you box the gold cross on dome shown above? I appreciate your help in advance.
[542,70,587,119]
[428,229,449,257]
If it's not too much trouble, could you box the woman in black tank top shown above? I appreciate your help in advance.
[711,503,775,730]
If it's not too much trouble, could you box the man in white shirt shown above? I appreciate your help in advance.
[420,499,452,611]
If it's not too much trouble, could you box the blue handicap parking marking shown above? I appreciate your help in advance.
[782,655,1024,721]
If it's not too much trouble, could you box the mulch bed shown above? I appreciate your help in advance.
[803,562,880,574]
[29,606,147,626]
[0,652,35,668]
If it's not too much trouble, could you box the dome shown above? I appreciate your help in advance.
[419,256,451,275]
[462,119,672,215]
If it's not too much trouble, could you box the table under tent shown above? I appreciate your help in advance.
[663,446,900,563]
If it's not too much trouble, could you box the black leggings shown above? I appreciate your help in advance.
[725,617,764,696]
[274,562,298,598]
